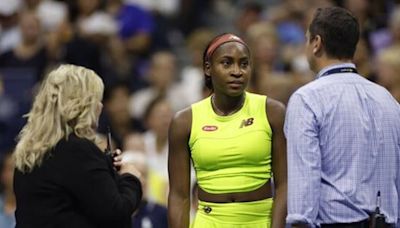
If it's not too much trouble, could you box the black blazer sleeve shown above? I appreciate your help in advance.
[56,136,142,226]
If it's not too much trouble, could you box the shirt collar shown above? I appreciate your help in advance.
[316,63,356,79]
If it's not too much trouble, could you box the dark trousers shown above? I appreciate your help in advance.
[320,219,369,228]
[320,219,394,228]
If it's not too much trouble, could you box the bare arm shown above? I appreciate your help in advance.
[168,108,192,228]
[267,98,288,228]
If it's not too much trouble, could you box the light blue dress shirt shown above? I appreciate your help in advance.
[284,63,400,226]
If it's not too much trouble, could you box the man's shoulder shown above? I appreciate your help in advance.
[290,79,320,99]
[286,79,329,114]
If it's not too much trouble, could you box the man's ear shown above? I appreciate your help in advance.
[204,61,211,76]
[313,35,323,55]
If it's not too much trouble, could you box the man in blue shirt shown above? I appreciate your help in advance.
[285,7,400,228]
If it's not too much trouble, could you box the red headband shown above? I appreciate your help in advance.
[205,34,248,61]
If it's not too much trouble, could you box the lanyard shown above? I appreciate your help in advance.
[321,67,358,77]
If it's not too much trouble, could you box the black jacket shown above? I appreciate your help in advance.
[14,134,142,228]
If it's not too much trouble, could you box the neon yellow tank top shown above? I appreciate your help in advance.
[189,92,272,194]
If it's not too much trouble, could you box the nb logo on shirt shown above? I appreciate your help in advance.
[240,118,254,128]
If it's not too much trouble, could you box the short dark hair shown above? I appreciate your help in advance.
[309,7,360,59]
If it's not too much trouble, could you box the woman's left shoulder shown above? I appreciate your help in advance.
[265,98,286,127]
[266,98,286,113]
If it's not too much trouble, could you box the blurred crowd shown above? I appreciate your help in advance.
[1,0,400,227]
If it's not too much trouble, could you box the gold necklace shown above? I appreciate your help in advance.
[211,94,246,116]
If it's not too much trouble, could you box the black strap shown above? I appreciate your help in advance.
[320,219,369,228]
[321,67,358,77]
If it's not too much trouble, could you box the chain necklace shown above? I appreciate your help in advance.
[211,94,246,116]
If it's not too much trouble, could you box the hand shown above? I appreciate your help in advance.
[113,150,143,180]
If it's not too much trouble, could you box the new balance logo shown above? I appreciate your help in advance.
[239,118,254,128]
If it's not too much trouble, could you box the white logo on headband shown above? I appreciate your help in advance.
[229,35,241,41]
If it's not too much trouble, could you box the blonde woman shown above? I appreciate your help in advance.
[13,65,142,228]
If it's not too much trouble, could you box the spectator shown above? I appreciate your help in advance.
[180,28,215,104]
[128,151,168,228]
[106,0,154,56]
[375,45,400,102]
[0,78,19,153]
[0,150,16,228]
[99,83,145,149]
[128,50,189,119]
[0,0,22,54]
[0,11,48,82]
[142,96,173,206]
